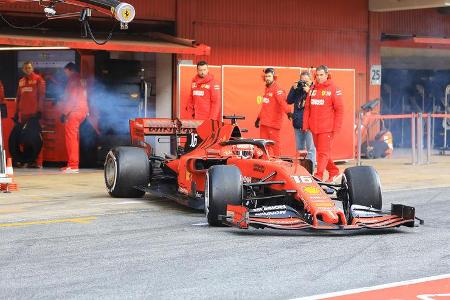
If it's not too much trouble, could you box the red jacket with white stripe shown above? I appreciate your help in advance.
[16,72,46,116]
[258,81,290,130]
[186,74,221,120]
[303,78,344,134]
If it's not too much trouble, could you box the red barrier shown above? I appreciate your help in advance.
[367,113,450,120]
[367,114,414,120]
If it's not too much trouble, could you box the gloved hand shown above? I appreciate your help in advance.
[12,112,19,123]
[34,111,42,120]
[287,112,293,120]
[60,114,67,123]
[254,118,260,128]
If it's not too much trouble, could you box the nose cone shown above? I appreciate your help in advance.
[320,211,340,224]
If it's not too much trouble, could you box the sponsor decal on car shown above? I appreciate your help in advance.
[308,195,328,200]
[251,205,287,212]
[242,176,252,183]
[254,210,287,217]
[253,164,265,173]
[302,186,321,195]
[291,175,313,184]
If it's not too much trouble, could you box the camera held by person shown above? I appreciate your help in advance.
[297,79,309,90]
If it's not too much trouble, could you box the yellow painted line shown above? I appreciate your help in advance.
[0,216,96,228]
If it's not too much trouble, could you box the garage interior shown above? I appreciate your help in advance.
[381,46,450,149]
[0,4,208,167]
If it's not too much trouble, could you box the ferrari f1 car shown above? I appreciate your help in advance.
[104,116,422,231]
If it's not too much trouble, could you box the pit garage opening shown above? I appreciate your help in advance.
[0,28,210,168]
[380,43,450,153]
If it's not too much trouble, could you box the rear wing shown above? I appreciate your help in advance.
[130,118,203,146]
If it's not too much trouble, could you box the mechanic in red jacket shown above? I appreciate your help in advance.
[255,68,292,156]
[303,65,344,182]
[186,61,221,121]
[15,61,46,168]
[60,62,89,173]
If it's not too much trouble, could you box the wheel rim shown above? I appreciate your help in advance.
[105,152,117,190]
[204,172,210,216]
[342,174,352,222]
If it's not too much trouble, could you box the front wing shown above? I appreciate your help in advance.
[221,204,421,231]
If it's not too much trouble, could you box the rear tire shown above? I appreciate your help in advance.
[104,146,150,198]
[342,166,382,222]
[205,165,243,226]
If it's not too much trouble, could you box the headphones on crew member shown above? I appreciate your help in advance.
[263,67,275,75]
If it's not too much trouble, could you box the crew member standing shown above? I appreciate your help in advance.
[186,61,221,121]
[255,68,292,156]
[287,71,316,169]
[15,61,46,168]
[60,62,89,173]
[303,65,344,182]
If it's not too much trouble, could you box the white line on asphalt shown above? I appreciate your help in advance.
[192,222,209,226]
[93,201,144,206]
[384,185,450,193]
[290,273,450,300]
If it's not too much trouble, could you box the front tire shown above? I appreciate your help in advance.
[104,146,150,198]
[342,166,382,222]
[205,165,243,226]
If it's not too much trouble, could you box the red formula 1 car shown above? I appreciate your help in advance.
[104,116,422,231]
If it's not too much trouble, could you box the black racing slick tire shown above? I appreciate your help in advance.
[205,165,243,226]
[104,146,150,198]
[342,166,382,221]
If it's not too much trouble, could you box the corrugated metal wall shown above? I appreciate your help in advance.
[3,1,449,106]
[176,0,369,107]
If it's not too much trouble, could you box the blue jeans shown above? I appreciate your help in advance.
[294,128,316,168]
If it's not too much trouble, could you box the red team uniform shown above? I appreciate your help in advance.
[258,81,290,156]
[187,73,221,121]
[62,72,89,170]
[303,76,344,181]
[16,72,46,166]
